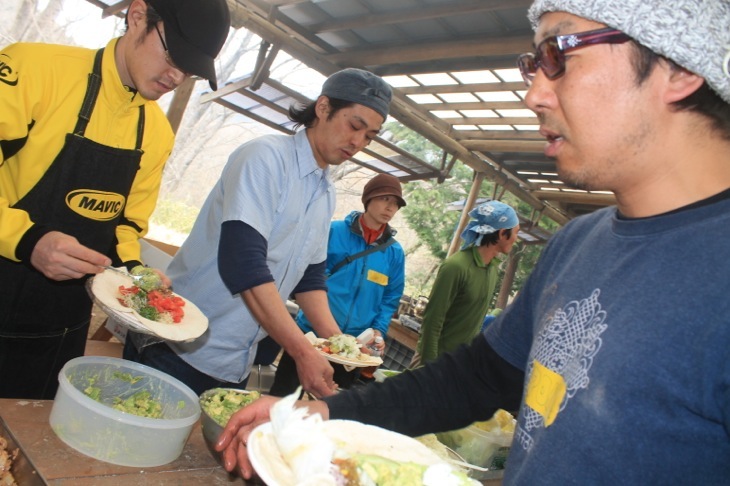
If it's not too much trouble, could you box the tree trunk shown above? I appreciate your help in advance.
[10,0,69,44]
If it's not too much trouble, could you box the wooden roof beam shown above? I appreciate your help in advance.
[531,190,616,206]
[88,0,128,18]
[231,0,335,53]
[231,6,570,226]
[454,130,542,140]
[397,81,527,94]
[311,0,533,34]
[462,139,546,152]
[326,34,532,66]
[440,117,537,126]
[418,100,529,111]
[265,0,311,6]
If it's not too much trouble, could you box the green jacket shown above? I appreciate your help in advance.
[415,247,499,363]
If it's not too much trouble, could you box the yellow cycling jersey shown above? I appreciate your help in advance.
[0,38,174,263]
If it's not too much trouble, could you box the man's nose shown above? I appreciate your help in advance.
[167,67,186,85]
[523,69,553,113]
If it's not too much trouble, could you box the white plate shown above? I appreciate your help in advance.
[248,419,445,486]
[88,269,208,342]
[305,333,383,368]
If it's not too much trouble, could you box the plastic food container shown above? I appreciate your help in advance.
[50,356,200,467]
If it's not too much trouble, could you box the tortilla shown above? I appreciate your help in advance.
[248,419,445,486]
[305,332,383,368]
[248,424,298,486]
[89,268,208,342]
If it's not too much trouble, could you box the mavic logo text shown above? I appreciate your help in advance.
[0,55,18,86]
[66,190,125,221]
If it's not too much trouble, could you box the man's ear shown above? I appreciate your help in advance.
[315,96,331,118]
[664,65,705,104]
[126,0,147,31]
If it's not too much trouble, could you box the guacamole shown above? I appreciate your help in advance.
[340,454,474,486]
[81,372,168,419]
[201,389,260,427]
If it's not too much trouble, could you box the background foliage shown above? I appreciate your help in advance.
[385,122,558,304]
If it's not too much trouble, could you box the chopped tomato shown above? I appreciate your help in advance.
[146,290,186,323]
[119,285,140,295]
[116,284,186,324]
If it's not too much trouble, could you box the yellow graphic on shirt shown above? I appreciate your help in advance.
[525,359,566,427]
[66,189,125,221]
[367,269,388,286]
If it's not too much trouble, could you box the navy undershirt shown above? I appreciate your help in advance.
[218,220,326,295]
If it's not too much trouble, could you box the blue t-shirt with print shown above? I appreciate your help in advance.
[486,197,730,485]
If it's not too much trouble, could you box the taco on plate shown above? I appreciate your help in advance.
[247,389,477,486]
[90,268,208,342]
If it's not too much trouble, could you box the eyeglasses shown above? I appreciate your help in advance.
[517,27,631,86]
[153,23,201,80]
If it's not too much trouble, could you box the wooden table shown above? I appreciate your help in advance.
[0,398,248,485]
[1,398,501,485]
[387,318,420,350]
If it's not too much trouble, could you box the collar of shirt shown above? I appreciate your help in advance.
[468,245,489,268]
[360,217,385,244]
[104,38,148,109]
[295,129,328,178]
[294,129,333,206]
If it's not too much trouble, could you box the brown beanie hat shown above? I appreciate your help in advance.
[362,174,406,208]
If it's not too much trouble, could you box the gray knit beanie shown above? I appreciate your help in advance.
[528,0,730,104]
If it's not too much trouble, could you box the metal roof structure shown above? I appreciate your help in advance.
[202,75,443,182]
[86,0,620,244]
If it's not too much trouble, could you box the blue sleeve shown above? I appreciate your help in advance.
[218,220,274,295]
[293,260,327,294]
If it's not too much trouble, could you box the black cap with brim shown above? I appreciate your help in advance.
[148,0,230,91]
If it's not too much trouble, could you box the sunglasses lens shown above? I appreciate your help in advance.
[517,53,537,84]
[539,40,563,79]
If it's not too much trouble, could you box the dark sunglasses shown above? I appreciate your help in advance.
[517,27,631,86]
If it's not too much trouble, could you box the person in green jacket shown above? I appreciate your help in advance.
[411,200,519,367]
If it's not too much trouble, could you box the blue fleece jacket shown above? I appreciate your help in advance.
[296,210,405,337]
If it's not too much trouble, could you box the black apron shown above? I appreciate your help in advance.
[0,49,144,399]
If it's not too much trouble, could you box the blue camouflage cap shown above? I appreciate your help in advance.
[460,201,518,249]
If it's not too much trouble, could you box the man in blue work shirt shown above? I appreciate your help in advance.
[124,68,393,398]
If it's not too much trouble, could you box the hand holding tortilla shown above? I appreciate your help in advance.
[89,268,208,342]
[216,393,286,479]
[245,388,478,485]
[306,332,383,368]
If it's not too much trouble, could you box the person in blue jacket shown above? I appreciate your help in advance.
[269,173,406,395]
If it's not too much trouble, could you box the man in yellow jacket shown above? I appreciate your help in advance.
[0,0,230,399]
